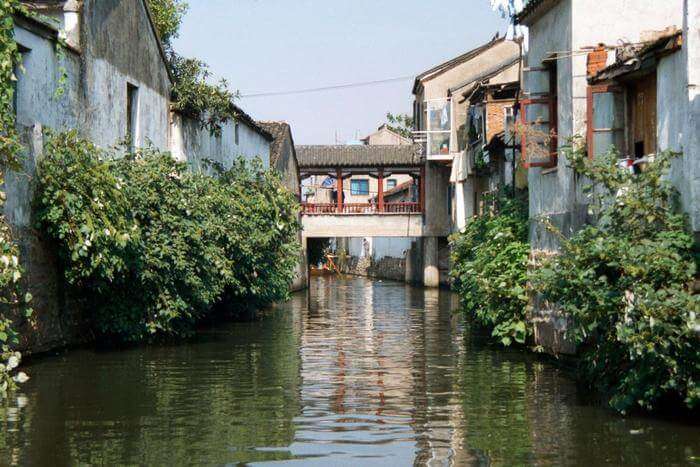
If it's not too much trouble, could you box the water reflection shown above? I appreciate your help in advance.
[0,276,697,466]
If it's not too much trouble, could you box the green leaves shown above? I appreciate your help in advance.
[35,133,301,342]
[532,146,700,413]
[0,0,32,398]
[450,190,531,347]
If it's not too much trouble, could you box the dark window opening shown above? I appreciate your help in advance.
[126,83,139,151]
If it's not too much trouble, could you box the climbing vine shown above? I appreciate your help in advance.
[0,0,31,397]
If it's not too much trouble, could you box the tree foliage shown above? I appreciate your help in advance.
[385,113,414,139]
[35,132,300,341]
[170,55,239,135]
[450,191,530,346]
[146,0,189,49]
[532,145,699,412]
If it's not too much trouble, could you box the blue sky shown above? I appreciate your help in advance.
[173,0,508,144]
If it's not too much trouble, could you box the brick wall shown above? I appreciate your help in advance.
[485,99,515,141]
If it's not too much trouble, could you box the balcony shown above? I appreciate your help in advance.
[301,201,421,215]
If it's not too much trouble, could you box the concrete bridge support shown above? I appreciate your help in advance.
[422,236,440,288]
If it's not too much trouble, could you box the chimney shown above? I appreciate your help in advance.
[587,45,608,78]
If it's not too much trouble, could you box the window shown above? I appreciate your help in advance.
[350,179,369,196]
[628,73,657,158]
[587,71,658,161]
[386,179,397,190]
[587,84,625,158]
[425,98,452,157]
[234,122,240,145]
[126,83,139,151]
[521,63,557,168]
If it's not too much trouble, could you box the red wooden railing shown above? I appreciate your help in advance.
[301,203,337,214]
[301,202,421,215]
[384,202,420,213]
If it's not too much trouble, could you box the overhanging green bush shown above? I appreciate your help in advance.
[532,146,699,413]
[450,191,530,346]
[1,0,33,397]
[35,132,300,341]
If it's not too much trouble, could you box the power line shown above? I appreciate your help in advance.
[239,75,415,98]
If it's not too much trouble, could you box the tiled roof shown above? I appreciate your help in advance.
[515,0,556,25]
[232,104,272,141]
[258,121,293,166]
[413,36,505,94]
[297,145,423,169]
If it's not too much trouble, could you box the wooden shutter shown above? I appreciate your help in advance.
[587,84,625,159]
[521,68,557,168]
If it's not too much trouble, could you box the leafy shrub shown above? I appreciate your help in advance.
[169,54,239,135]
[0,0,32,396]
[450,191,530,346]
[35,133,300,341]
[146,0,188,49]
[34,131,138,286]
[532,146,700,412]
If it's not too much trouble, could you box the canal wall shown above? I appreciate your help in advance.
[333,237,450,286]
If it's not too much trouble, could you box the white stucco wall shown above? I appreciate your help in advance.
[526,0,688,249]
[170,113,271,172]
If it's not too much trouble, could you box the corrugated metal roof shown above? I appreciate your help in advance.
[297,145,424,168]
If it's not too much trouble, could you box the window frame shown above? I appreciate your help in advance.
[520,97,557,168]
[586,83,625,159]
[350,179,370,196]
[520,65,558,169]
[386,178,397,190]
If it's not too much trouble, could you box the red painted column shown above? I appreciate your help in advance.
[336,168,343,213]
[419,166,426,213]
[377,168,384,213]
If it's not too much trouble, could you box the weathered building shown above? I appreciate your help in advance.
[259,121,307,291]
[170,105,272,173]
[517,0,699,352]
[449,54,523,230]
[9,0,291,353]
[10,0,175,352]
[412,36,521,240]
[361,124,413,146]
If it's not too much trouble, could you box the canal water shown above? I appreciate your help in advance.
[1,276,698,466]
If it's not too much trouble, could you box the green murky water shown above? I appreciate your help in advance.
[1,276,698,465]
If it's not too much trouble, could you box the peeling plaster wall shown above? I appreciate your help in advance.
[81,0,171,149]
[527,0,686,252]
[169,113,271,172]
[8,0,173,353]
[524,0,690,354]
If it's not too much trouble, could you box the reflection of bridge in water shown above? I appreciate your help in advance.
[298,145,451,287]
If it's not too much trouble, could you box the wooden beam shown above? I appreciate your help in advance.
[377,168,385,212]
[336,168,343,213]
